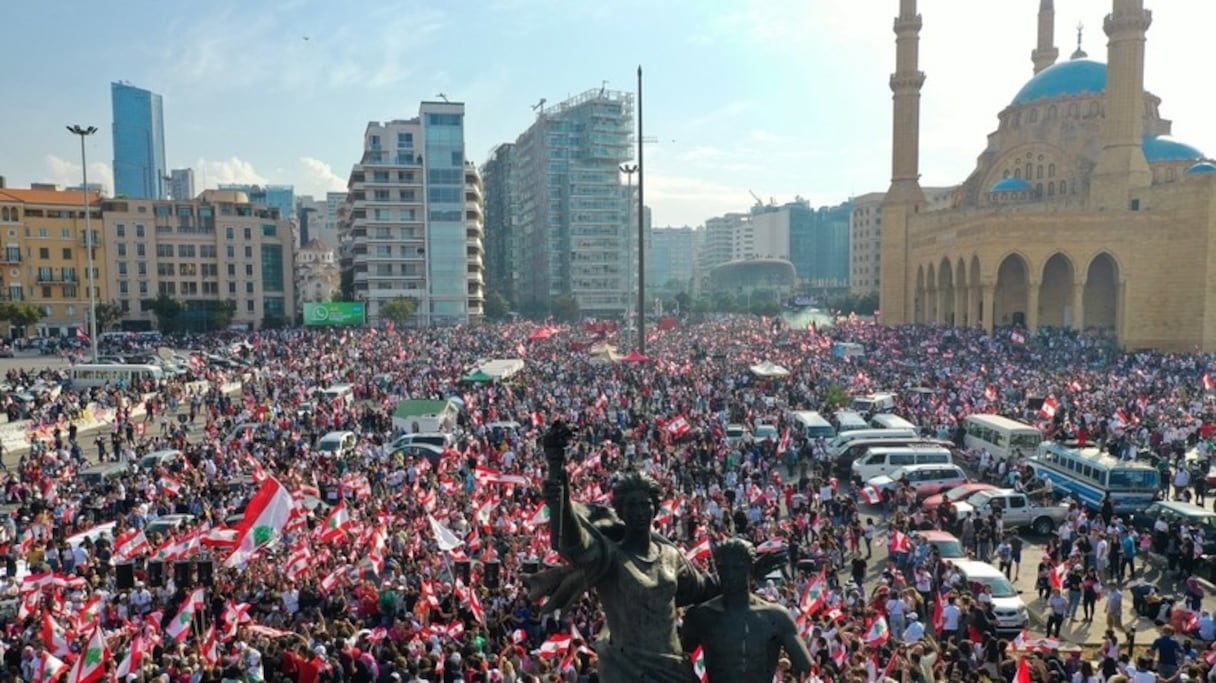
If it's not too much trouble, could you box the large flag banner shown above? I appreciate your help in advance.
[225,477,294,567]
[428,514,464,552]
[66,623,108,683]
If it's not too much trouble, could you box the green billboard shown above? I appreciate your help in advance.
[303,302,366,327]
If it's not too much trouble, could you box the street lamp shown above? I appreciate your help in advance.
[66,124,99,361]
[619,163,637,335]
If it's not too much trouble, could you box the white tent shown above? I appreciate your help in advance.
[476,358,526,381]
[749,361,790,378]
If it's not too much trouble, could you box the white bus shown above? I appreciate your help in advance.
[70,364,165,388]
[962,414,1043,459]
[790,411,836,440]
[1031,442,1160,513]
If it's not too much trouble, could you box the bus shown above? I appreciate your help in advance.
[1030,442,1160,513]
[790,411,836,440]
[70,364,165,388]
[962,414,1043,459]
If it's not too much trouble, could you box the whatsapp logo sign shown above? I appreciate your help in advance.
[304,302,364,326]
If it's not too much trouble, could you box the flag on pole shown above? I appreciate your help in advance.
[66,622,108,683]
[35,652,66,683]
[428,514,464,552]
[538,634,572,659]
[690,645,708,682]
[318,501,351,543]
[165,588,205,643]
[863,617,890,646]
[1011,330,1026,345]
[225,477,293,567]
[41,613,72,657]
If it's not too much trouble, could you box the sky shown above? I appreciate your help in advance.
[3,0,1216,228]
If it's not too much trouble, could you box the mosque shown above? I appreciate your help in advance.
[878,0,1216,351]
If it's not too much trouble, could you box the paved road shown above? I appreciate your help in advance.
[848,500,1216,645]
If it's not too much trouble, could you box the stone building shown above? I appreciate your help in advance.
[879,0,1216,351]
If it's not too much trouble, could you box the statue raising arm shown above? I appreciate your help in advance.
[542,420,590,559]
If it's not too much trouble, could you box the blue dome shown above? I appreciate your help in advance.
[1186,162,1216,174]
[991,177,1033,193]
[1012,59,1107,105]
[1143,136,1204,163]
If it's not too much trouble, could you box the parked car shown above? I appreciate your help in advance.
[754,424,779,443]
[724,424,752,448]
[922,483,999,513]
[913,529,966,559]
[866,463,969,501]
[951,488,1070,535]
[1128,500,1216,577]
[0,345,13,358]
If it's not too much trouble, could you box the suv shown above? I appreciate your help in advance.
[866,463,968,501]
[1129,501,1216,578]
[947,559,1029,634]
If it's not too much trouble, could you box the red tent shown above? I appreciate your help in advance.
[622,351,649,363]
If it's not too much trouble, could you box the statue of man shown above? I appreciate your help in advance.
[681,538,813,682]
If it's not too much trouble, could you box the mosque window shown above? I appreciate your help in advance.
[1048,182,1055,196]
[1013,112,1021,127]
[1048,105,1058,120]
[1060,180,1068,194]
[1036,165,1043,179]
[1025,163,1033,179]
[1048,164,1056,178]
[1068,103,1079,118]
[1036,183,1043,195]
[1028,109,1038,123]
[1014,169,1022,179]
[1003,170,1011,179]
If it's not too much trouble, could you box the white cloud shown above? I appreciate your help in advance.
[645,173,753,227]
[43,155,113,196]
[193,157,267,187]
[298,157,347,197]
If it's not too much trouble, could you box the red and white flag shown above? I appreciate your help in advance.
[225,477,294,567]
[159,477,183,497]
[201,624,220,667]
[1039,396,1059,420]
[890,530,911,554]
[800,571,827,616]
[165,588,205,643]
[114,633,147,679]
[1011,330,1026,345]
[859,485,883,505]
[66,622,108,683]
[863,616,890,646]
[113,529,151,561]
[41,613,72,657]
[664,416,692,440]
[1204,374,1215,392]
[539,633,572,659]
[35,652,66,683]
[1015,656,1032,683]
[318,501,352,543]
[473,467,529,487]
[690,645,708,683]
[683,538,712,562]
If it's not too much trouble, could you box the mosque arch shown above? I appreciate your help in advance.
[1039,252,1076,329]
[969,255,983,326]
[938,258,955,325]
[955,257,969,326]
[994,252,1030,327]
[914,265,926,324]
[1083,252,1120,332]
[926,263,938,323]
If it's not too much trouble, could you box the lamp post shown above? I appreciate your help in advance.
[619,163,637,337]
[66,125,99,362]
[636,65,646,356]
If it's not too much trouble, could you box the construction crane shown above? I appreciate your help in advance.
[749,190,764,208]
[435,93,449,103]
[531,98,546,112]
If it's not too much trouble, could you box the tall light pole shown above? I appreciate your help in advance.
[66,125,99,361]
[636,66,646,356]
[619,163,637,336]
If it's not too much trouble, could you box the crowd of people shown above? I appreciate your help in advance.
[0,317,1213,682]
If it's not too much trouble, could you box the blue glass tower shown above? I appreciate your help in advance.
[111,82,167,199]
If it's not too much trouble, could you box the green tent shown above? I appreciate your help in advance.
[462,369,494,383]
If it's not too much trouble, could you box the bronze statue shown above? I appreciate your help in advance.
[681,538,813,682]
[529,422,713,682]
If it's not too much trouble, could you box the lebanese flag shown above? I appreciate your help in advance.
[1011,330,1026,345]
[859,485,883,505]
[428,514,464,552]
[113,529,151,561]
[526,503,550,528]
[664,416,692,439]
[285,546,313,581]
[683,537,712,562]
[159,476,182,497]
[863,616,890,646]
[36,652,66,683]
[1204,374,1215,392]
[318,501,352,543]
[654,499,676,526]
[800,571,827,616]
[42,613,72,657]
[890,530,911,554]
[756,539,787,554]
[66,622,108,683]
[1050,561,1069,591]
[539,633,572,659]
[225,477,294,567]
[201,624,220,667]
[165,588,205,643]
[691,645,708,683]
[76,328,90,343]
[474,467,529,487]
[1039,396,1059,420]
[200,526,239,549]
[223,601,252,639]
[114,633,147,679]
[777,427,791,454]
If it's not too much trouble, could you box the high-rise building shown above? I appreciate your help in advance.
[850,192,885,296]
[339,102,484,325]
[0,187,107,338]
[111,82,167,199]
[295,195,328,247]
[218,184,294,219]
[481,143,517,306]
[168,168,194,201]
[647,226,698,291]
[508,88,635,316]
[320,192,345,246]
[100,190,295,330]
[789,201,852,292]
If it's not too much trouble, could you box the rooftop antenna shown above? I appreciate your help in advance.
[435,92,449,102]
[600,80,608,96]
[1071,22,1087,60]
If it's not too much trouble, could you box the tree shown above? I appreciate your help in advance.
[93,300,124,332]
[674,291,691,315]
[0,302,45,329]
[483,290,510,320]
[141,294,184,333]
[822,384,851,413]
[339,269,354,301]
[379,298,417,325]
[550,295,580,323]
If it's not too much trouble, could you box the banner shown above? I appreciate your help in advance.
[303,302,366,327]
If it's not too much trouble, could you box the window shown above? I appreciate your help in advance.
[138,281,148,295]
[116,243,127,257]
[426,113,462,126]
[137,262,147,276]
[38,228,47,238]
[118,281,128,295]
[228,282,236,294]
[369,134,381,149]
[246,299,255,312]
[116,224,126,237]
[200,245,217,258]
[243,227,251,240]
[227,263,236,276]
[226,245,235,258]
[1036,165,1043,179]
[136,224,145,238]
[1059,180,1067,194]
[245,264,254,277]
[7,285,21,301]
[136,244,146,257]
[156,245,173,258]
[244,246,253,258]
[261,243,284,292]
[261,224,276,237]
[202,282,218,295]
[61,228,71,239]
[157,263,175,277]
[177,244,196,258]
[62,285,77,298]
[246,282,254,294]
[38,248,49,259]
[225,227,234,239]
[158,281,176,295]
[1048,163,1056,178]
[397,132,413,148]
[41,286,51,299]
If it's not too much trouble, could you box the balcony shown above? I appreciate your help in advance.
[37,274,79,284]
[0,254,21,264]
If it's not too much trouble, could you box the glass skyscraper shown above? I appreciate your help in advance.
[111,82,167,199]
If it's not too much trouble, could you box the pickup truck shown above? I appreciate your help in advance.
[952,488,1070,535]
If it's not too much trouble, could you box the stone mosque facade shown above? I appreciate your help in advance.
[879,0,1216,351]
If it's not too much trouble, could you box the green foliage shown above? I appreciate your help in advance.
[379,298,417,325]
[261,315,288,330]
[141,294,185,333]
[822,384,851,413]
[338,269,354,301]
[0,302,45,327]
[674,291,691,314]
[550,295,580,323]
[825,292,879,316]
[93,300,124,331]
[483,290,510,320]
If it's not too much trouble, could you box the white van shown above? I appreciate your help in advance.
[791,411,836,440]
[869,414,918,431]
[316,431,357,457]
[947,559,1028,633]
[321,384,356,403]
[851,393,896,417]
[851,445,953,482]
[833,410,870,433]
[829,428,919,457]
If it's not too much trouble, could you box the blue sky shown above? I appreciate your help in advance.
[3,0,1215,227]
